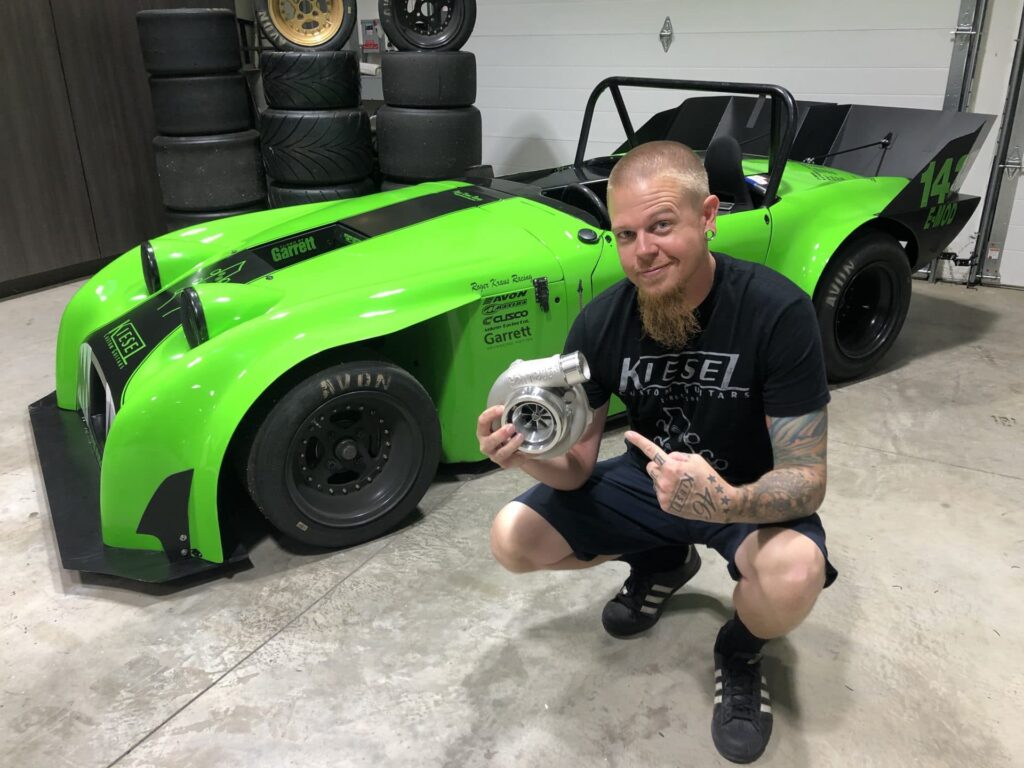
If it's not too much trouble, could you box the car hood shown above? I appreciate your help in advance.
[69,182,580,411]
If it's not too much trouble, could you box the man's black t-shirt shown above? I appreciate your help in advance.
[564,252,830,486]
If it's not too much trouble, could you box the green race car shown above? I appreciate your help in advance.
[30,77,992,581]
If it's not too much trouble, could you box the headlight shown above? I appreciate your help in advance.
[141,241,162,294]
[179,287,209,348]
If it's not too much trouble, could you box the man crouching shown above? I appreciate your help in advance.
[477,141,837,763]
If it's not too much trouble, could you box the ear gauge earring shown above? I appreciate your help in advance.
[705,229,716,241]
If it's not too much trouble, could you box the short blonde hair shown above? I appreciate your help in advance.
[607,141,709,209]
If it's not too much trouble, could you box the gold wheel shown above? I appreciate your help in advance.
[268,0,346,47]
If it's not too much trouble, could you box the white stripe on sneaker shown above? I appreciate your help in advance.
[650,584,673,594]
[714,695,722,704]
[640,605,658,615]
[761,703,772,713]
[645,595,666,604]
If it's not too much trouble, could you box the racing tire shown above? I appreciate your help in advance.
[148,75,253,136]
[137,9,241,76]
[381,51,476,108]
[379,0,476,52]
[376,105,481,181]
[268,177,376,207]
[153,130,266,211]
[246,362,441,548]
[260,108,374,184]
[255,0,356,52]
[813,232,912,382]
[260,51,360,109]
[165,202,268,232]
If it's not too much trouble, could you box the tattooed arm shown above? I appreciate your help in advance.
[625,409,828,524]
[724,409,828,523]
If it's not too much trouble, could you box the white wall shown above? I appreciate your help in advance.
[460,0,960,175]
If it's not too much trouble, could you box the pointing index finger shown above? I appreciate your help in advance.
[624,430,661,460]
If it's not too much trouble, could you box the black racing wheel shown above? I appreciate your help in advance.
[813,232,912,382]
[379,0,476,51]
[246,361,440,547]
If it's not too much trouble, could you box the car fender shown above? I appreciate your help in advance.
[764,176,909,296]
[100,280,484,563]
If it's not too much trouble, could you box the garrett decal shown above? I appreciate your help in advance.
[104,320,146,369]
[271,235,316,263]
[484,327,533,345]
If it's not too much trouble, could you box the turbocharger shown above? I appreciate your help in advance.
[487,352,594,458]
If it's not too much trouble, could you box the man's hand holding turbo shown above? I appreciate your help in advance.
[476,404,528,469]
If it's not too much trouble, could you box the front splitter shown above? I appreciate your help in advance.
[28,392,249,583]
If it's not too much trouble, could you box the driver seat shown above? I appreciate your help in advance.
[704,135,753,213]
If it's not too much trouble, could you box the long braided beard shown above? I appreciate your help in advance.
[637,280,701,351]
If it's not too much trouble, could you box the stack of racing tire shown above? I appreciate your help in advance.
[137,9,267,232]
[254,3,374,207]
[377,0,481,189]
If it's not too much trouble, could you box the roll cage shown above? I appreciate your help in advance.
[574,76,798,207]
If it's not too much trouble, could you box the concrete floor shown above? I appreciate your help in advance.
[1,279,1022,768]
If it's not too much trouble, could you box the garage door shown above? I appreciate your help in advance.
[993,173,1024,286]
[464,0,961,175]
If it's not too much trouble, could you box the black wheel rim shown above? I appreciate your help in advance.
[286,391,420,528]
[395,0,461,48]
[834,262,899,360]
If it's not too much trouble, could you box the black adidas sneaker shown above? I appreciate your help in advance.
[601,545,702,638]
[711,651,773,763]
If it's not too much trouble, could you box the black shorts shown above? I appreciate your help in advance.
[515,454,838,587]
